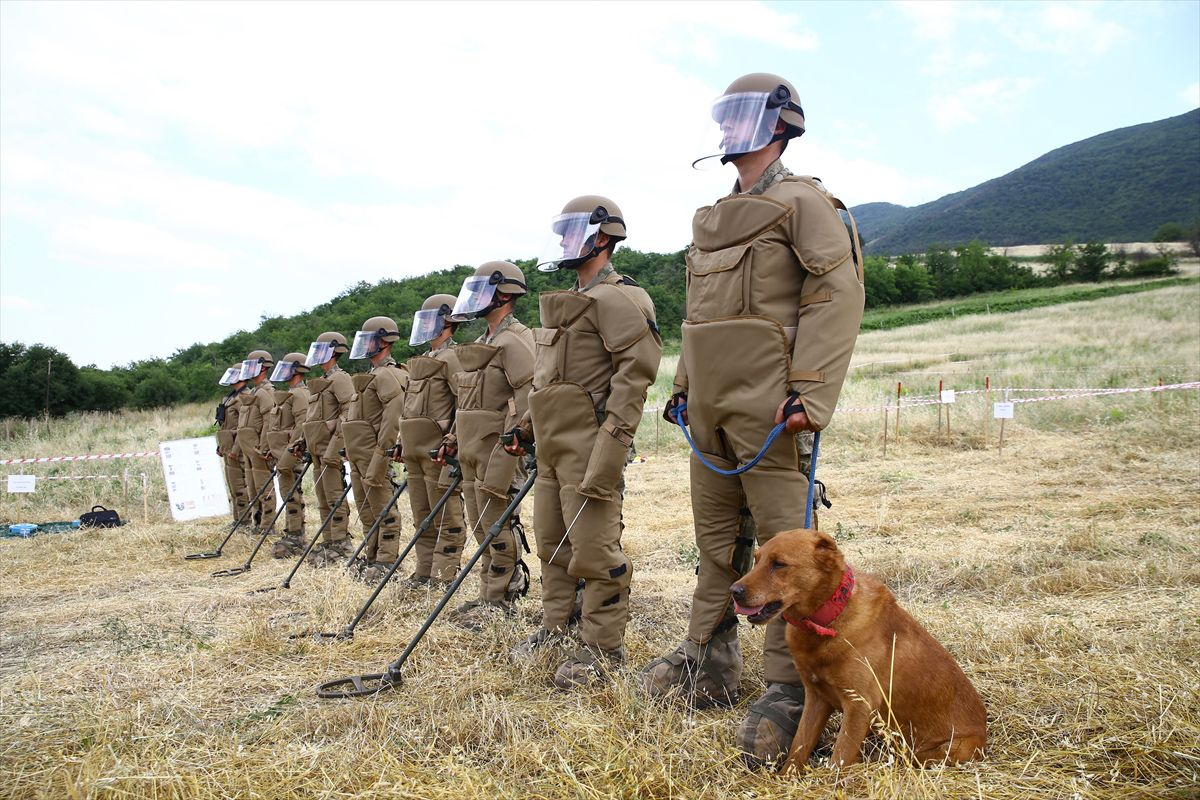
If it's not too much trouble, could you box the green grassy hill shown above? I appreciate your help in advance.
[854,109,1200,253]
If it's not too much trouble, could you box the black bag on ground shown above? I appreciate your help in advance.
[80,505,123,528]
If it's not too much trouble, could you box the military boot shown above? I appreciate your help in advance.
[639,628,742,709]
[454,600,514,631]
[307,538,353,568]
[400,572,431,589]
[361,561,392,585]
[553,644,626,690]
[509,627,571,663]
[736,683,806,770]
[272,533,304,559]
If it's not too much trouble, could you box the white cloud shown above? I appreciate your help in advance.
[928,78,1037,133]
[50,216,232,272]
[171,282,221,299]
[1017,2,1128,58]
[892,1,1001,40]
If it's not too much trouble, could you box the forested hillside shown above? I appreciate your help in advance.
[853,109,1200,253]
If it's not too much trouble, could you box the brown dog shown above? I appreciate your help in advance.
[730,529,987,771]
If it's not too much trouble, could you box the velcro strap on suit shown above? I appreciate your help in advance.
[600,420,634,447]
[788,369,825,383]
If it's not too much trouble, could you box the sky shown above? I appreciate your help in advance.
[1,0,1197,368]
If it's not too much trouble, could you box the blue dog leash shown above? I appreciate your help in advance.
[670,402,822,529]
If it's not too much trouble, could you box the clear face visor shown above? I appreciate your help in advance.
[269,361,299,382]
[410,308,447,346]
[239,359,265,380]
[450,274,499,322]
[693,91,781,169]
[350,330,384,360]
[537,212,602,272]
[218,367,242,386]
[304,341,335,367]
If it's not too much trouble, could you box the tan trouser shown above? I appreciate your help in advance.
[400,418,466,580]
[349,462,376,545]
[681,316,807,685]
[224,451,249,519]
[456,410,523,603]
[237,429,276,529]
[311,452,349,543]
[529,383,631,652]
[274,450,306,535]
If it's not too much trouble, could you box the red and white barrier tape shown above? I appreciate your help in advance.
[0,451,160,466]
[1010,382,1200,405]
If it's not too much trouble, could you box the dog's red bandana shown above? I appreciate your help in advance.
[783,567,855,637]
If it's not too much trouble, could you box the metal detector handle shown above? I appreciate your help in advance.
[382,465,538,681]
[500,429,535,458]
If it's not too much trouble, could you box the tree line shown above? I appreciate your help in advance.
[0,240,1180,419]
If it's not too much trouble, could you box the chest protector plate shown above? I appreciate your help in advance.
[454,343,507,412]
[534,290,613,409]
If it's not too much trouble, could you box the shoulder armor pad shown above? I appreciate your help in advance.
[374,365,408,403]
[618,274,640,287]
[591,282,657,353]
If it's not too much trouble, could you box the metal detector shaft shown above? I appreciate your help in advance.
[212,463,306,578]
[383,462,536,679]
[267,468,351,588]
[328,469,463,640]
[343,479,408,571]
[185,467,278,560]
[315,460,535,698]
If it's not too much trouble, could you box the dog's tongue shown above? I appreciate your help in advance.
[733,600,763,617]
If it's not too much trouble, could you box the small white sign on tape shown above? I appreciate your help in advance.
[993,402,1015,419]
[940,389,956,404]
[159,436,231,521]
[6,474,36,493]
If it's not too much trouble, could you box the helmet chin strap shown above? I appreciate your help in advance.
[720,130,792,165]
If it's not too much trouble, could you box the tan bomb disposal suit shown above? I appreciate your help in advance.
[301,348,355,562]
[449,312,534,609]
[526,266,661,674]
[399,342,467,584]
[263,356,311,557]
[644,159,865,754]
[216,371,250,519]
[237,352,278,532]
[342,352,408,576]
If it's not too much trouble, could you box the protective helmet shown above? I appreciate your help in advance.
[239,349,275,380]
[304,331,349,366]
[449,261,528,321]
[350,316,400,359]
[269,352,310,382]
[218,364,244,386]
[410,293,457,346]
[537,195,626,272]
[695,72,805,168]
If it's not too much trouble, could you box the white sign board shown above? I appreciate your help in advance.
[940,389,956,404]
[159,436,231,521]
[6,475,36,493]
[993,402,1015,419]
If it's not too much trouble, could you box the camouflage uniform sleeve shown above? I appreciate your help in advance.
[784,181,865,430]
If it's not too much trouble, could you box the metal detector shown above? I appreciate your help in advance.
[248,476,403,595]
[315,456,536,698]
[295,460,463,643]
[211,462,314,578]
[342,479,409,573]
[184,466,279,560]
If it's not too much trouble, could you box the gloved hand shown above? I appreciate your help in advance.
[501,425,533,457]
[389,443,403,462]
[664,391,688,425]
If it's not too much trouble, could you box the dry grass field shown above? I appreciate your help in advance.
[2,283,1198,799]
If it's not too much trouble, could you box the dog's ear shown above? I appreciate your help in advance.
[812,530,840,568]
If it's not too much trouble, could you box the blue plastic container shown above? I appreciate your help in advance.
[6,524,38,538]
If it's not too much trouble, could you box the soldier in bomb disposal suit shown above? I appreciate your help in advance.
[236,350,278,533]
[399,295,469,587]
[342,316,409,584]
[263,352,311,558]
[296,332,356,566]
[506,195,661,689]
[215,364,250,520]
[438,261,535,626]
[639,73,865,768]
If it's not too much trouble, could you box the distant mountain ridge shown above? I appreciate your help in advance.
[852,109,1200,254]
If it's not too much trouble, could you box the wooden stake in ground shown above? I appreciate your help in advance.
[895,381,902,440]
[142,473,148,523]
[938,379,944,433]
[882,398,889,457]
[984,376,991,445]
[1158,376,1164,411]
